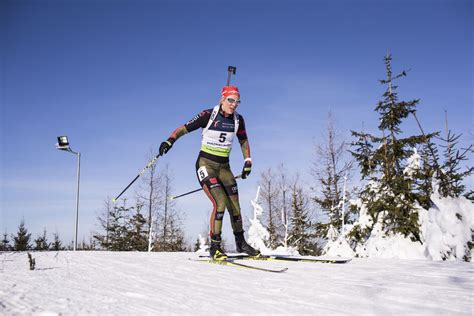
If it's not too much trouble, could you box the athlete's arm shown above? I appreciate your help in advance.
[167,109,212,144]
[237,115,252,178]
[237,115,251,160]
[159,109,211,156]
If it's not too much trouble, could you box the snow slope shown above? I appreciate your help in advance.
[1,251,472,315]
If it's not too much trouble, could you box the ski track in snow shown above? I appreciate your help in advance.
[0,252,472,315]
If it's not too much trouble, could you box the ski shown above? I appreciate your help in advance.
[264,255,351,264]
[199,254,351,264]
[190,258,288,273]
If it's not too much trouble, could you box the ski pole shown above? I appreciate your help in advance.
[227,66,237,86]
[169,175,242,200]
[112,153,161,203]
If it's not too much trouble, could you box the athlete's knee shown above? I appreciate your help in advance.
[224,183,238,196]
[231,214,242,225]
[215,212,225,221]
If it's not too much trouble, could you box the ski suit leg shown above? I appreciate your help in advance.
[196,157,228,237]
[219,163,243,233]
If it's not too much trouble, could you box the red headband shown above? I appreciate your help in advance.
[221,86,240,98]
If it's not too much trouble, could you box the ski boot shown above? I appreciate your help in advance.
[210,235,227,261]
[234,231,260,256]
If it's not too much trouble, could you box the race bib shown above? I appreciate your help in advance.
[197,166,209,181]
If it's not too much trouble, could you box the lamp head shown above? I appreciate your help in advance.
[56,136,70,151]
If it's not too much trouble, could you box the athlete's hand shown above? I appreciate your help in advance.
[159,140,173,156]
[241,159,252,179]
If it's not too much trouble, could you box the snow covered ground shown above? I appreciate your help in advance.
[1,251,472,315]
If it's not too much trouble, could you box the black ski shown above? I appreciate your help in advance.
[190,258,288,273]
[199,254,351,264]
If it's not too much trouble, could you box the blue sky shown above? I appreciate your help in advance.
[1,0,472,246]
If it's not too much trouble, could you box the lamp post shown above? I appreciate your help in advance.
[56,136,81,251]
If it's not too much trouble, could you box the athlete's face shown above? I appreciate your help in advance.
[221,94,240,115]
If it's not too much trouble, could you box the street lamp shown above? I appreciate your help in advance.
[56,136,81,251]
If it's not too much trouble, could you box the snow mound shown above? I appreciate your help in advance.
[325,192,474,261]
[423,192,473,261]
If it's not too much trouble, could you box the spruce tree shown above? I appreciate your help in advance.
[127,204,148,251]
[1,230,11,251]
[12,220,32,251]
[288,182,315,255]
[94,199,147,251]
[52,232,63,251]
[437,131,473,198]
[193,237,201,252]
[413,141,438,209]
[351,54,434,242]
[34,228,50,251]
[105,202,133,251]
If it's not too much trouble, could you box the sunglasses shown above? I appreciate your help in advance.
[226,97,241,105]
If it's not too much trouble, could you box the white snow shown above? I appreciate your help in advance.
[247,187,299,256]
[423,191,474,261]
[325,192,474,262]
[324,236,355,258]
[247,190,272,254]
[404,147,421,176]
[1,251,472,315]
[195,234,208,255]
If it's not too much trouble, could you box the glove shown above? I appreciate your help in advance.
[159,140,173,156]
[241,159,252,179]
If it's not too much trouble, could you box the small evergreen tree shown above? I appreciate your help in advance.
[412,140,439,209]
[350,54,435,243]
[12,220,32,251]
[95,199,155,251]
[437,131,473,198]
[288,181,315,255]
[1,230,11,251]
[34,228,50,251]
[194,237,201,252]
[51,232,63,251]
[107,203,133,250]
[94,199,133,251]
[128,204,148,251]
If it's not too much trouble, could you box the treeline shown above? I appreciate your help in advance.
[2,164,188,252]
[93,163,187,252]
[254,54,473,257]
[1,220,69,251]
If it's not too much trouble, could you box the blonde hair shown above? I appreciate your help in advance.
[219,96,225,106]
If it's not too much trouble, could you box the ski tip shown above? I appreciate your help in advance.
[112,198,117,203]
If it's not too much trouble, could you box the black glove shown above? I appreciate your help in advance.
[159,140,173,156]
[241,159,252,179]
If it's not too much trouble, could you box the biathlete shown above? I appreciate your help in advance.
[159,86,259,260]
